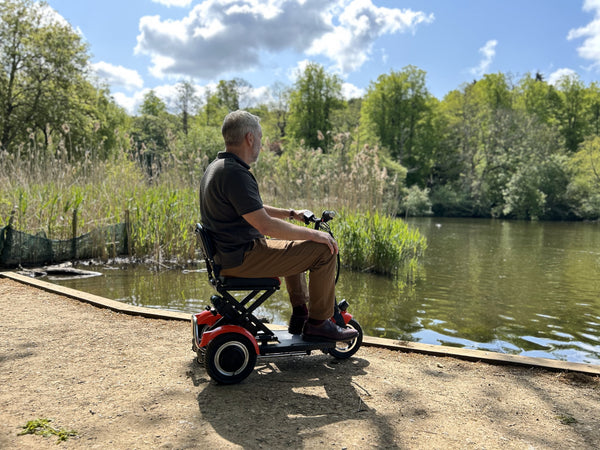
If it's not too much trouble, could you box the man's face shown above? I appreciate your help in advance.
[250,127,262,163]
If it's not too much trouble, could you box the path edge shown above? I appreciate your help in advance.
[2,271,599,376]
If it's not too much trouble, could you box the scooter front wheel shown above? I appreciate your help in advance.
[328,319,363,359]
[205,333,257,384]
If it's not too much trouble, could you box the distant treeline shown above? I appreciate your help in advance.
[1,0,599,221]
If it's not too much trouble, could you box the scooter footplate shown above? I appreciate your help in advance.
[258,330,336,356]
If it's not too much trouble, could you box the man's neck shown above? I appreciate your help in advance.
[225,146,252,165]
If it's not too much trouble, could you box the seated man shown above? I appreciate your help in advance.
[199,110,358,342]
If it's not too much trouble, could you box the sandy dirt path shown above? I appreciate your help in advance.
[1,277,599,449]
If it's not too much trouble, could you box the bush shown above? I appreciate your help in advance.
[400,185,432,217]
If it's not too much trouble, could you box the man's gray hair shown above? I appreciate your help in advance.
[221,110,261,146]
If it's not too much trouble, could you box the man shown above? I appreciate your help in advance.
[199,110,358,342]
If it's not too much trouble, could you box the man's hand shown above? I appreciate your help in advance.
[313,229,338,255]
[289,209,313,222]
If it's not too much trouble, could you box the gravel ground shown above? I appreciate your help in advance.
[1,277,599,449]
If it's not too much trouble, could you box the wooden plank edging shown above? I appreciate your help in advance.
[2,271,599,376]
[2,271,189,321]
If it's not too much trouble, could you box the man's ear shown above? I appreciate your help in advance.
[245,131,253,147]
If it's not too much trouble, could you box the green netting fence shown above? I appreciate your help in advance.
[0,222,129,268]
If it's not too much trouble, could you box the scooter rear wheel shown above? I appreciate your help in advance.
[205,333,257,384]
[328,319,363,359]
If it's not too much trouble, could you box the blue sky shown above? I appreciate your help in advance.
[44,0,600,114]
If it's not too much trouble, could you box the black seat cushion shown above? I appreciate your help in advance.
[218,276,280,289]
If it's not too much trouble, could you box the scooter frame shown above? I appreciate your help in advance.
[192,211,363,384]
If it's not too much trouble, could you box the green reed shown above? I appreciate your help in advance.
[335,210,427,277]
[1,131,425,274]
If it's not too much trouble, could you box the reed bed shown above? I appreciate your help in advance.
[336,211,427,277]
[0,133,426,275]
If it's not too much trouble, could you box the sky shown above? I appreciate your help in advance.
[42,0,600,114]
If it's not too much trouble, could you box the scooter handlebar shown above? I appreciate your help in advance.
[302,210,336,225]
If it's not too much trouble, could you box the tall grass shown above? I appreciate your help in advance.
[0,130,426,274]
[254,136,402,215]
[336,211,427,278]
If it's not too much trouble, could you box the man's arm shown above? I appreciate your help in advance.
[243,208,338,254]
[263,205,308,222]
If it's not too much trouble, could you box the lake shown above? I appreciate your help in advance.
[51,217,600,365]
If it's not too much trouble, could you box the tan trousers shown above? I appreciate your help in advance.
[220,238,336,320]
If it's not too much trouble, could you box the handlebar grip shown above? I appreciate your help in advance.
[321,210,336,222]
[303,210,316,224]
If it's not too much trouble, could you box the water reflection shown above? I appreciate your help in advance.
[52,218,600,364]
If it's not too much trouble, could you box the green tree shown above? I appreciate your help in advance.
[361,66,432,185]
[435,74,518,216]
[515,72,561,126]
[555,73,588,152]
[585,82,600,137]
[175,80,198,136]
[0,0,93,155]
[216,77,252,112]
[430,83,485,215]
[131,91,174,178]
[434,74,570,219]
[201,87,227,127]
[499,115,567,220]
[361,66,429,160]
[288,62,343,151]
[269,81,291,140]
[332,97,362,134]
[567,136,600,219]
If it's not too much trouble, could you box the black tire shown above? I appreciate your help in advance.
[328,319,363,359]
[205,333,257,384]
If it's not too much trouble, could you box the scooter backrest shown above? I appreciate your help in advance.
[195,223,220,280]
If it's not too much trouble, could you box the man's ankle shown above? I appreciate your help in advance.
[292,304,308,316]
[307,318,325,325]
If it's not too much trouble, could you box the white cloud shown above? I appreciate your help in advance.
[91,62,144,91]
[308,0,434,73]
[112,86,181,114]
[43,5,86,38]
[152,0,193,7]
[40,4,71,27]
[548,68,578,85]
[381,48,389,65]
[134,0,432,81]
[568,0,600,69]
[342,82,364,100]
[469,39,497,77]
[112,92,143,114]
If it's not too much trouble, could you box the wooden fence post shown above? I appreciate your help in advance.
[8,208,16,228]
[125,209,132,256]
[72,208,78,259]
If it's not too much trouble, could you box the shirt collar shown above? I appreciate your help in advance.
[217,151,250,169]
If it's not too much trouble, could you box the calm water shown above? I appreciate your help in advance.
[51,218,600,364]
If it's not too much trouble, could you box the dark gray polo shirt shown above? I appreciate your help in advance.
[199,152,263,268]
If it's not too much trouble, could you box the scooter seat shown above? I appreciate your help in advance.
[217,276,281,289]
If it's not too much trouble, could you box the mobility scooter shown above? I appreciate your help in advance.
[191,210,363,384]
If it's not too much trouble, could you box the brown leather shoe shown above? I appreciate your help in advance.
[302,319,359,342]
